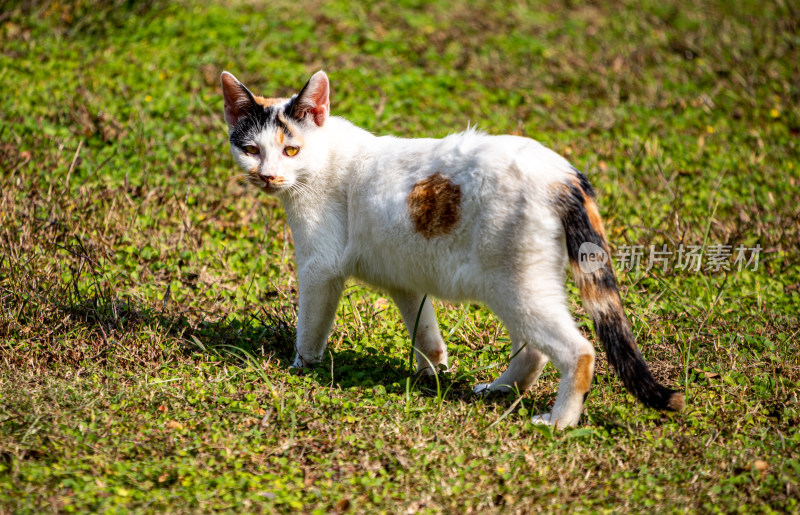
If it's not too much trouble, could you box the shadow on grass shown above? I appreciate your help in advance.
[52,296,682,421]
[4,283,522,407]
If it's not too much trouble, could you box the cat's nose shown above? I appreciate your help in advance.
[260,174,275,182]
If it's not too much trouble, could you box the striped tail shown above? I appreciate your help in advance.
[554,169,684,411]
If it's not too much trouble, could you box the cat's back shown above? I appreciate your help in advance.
[438,129,573,187]
[366,129,573,193]
[354,129,576,233]
[344,129,575,298]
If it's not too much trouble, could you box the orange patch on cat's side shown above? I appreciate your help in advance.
[574,353,594,393]
[254,96,288,107]
[407,172,462,239]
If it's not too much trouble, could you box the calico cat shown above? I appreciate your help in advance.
[221,70,684,427]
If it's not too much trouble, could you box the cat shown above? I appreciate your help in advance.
[220,70,684,427]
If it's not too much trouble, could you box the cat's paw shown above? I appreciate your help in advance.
[531,413,581,428]
[531,412,554,425]
[473,383,492,397]
[473,382,513,398]
[418,363,450,376]
[290,354,319,369]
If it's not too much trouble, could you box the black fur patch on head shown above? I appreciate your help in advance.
[284,93,302,122]
[285,75,318,124]
[229,102,293,150]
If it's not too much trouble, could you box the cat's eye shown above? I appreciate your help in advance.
[284,146,299,157]
[243,145,259,155]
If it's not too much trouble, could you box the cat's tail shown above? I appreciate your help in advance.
[553,170,684,412]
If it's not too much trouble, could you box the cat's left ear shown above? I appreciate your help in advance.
[221,71,256,128]
[290,71,330,127]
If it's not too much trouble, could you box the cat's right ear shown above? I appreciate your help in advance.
[290,71,330,127]
[221,71,255,128]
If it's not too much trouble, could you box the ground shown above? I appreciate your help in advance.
[1,0,798,512]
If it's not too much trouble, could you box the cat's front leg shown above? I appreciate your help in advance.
[291,272,345,368]
[391,291,448,375]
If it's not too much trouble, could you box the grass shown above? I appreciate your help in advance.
[1,0,799,512]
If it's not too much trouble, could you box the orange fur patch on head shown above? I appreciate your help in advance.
[254,96,288,107]
[276,113,305,146]
[407,173,462,239]
[574,354,595,393]
[276,130,285,145]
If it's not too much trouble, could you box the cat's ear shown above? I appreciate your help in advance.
[290,71,330,127]
[221,71,255,128]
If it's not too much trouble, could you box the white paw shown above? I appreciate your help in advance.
[416,365,436,376]
[290,354,319,369]
[531,412,581,428]
[531,412,554,425]
[418,363,450,376]
[473,383,492,397]
[473,382,514,397]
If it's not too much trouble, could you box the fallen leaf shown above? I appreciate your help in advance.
[693,368,720,379]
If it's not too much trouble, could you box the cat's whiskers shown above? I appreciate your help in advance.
[288,179,319,204]
[229,174,252,189]
[246,171,267,190]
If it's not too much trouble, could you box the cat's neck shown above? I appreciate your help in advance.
[279,116,374,255]
[324,116,378,170]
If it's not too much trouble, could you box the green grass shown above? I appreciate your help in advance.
[1,0,799,512]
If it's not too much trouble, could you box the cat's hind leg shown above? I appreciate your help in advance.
[391,291,448,375]
[482,282,595,428]
[525,320,595,428]
[473,341,548,396]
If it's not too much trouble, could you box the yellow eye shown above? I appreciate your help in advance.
[284,146,299,157]
[243,145,259,155]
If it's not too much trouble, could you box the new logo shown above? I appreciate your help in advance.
[578,242,609,273]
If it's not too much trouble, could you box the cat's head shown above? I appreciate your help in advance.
[221,71,330,194]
